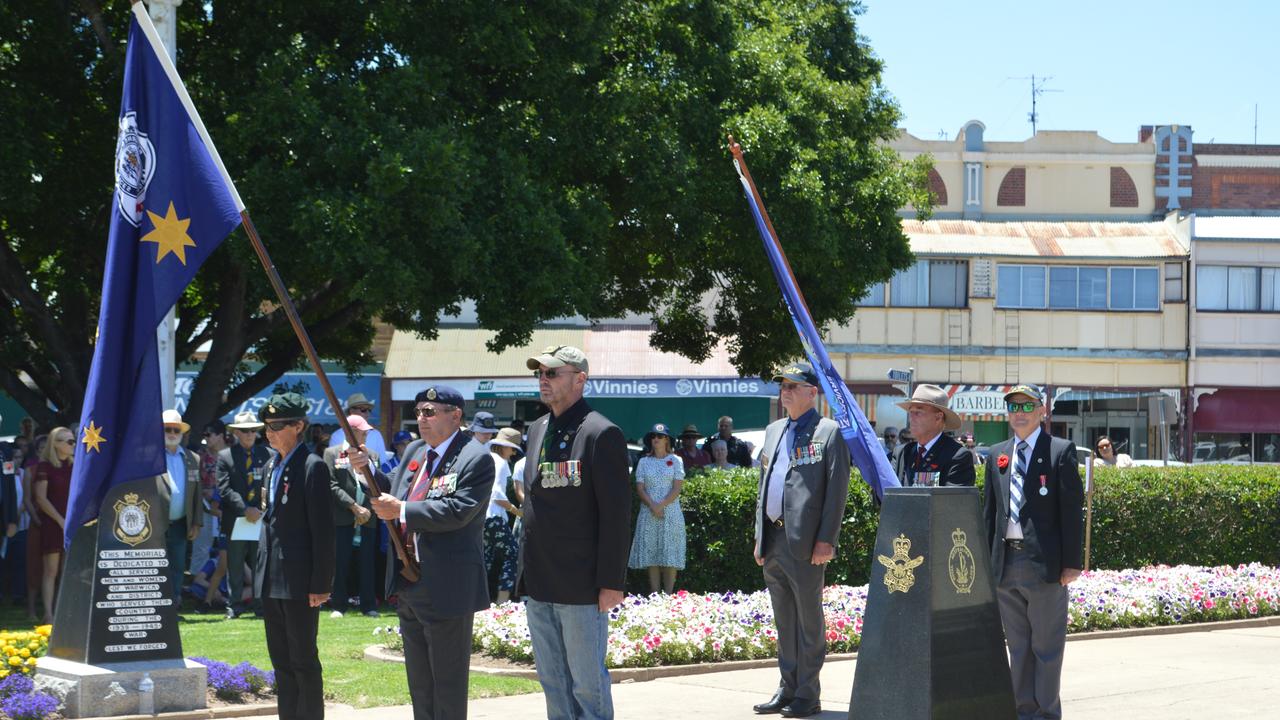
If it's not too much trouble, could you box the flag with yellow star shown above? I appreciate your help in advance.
[67,5,244,547]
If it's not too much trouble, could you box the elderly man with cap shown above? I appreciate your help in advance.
[350,384,492,720]
[160,409,203,602]
[676,424,712,471]
[253,393,335,720]
[217,411,273,619]
[324,413,379,618]
[485,427,524,604]
[751,362,850,718]
[328,392,388,460]
[468,411,499,444]
[517,345,631,720]
[892,384,975,488]
[983,385,1083,720]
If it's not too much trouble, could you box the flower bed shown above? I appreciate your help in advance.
[473,563,1280,668]
[0,674,58,720]
[190,657,275,702]
[0,626,49,678]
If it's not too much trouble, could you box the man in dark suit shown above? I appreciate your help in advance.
[253,393,335,720]
[323,413,377,618]
[892,384,975,487]
[752,362,850,718]
[217,411,272,618]
[983,385,1083,720]
[517,345,631,720]
[353,384,492,720]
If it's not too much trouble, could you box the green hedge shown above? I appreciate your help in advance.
[625,464,1280,594]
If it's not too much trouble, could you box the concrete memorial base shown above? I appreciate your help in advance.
[35,656,207,718]
[849,487,1016,720]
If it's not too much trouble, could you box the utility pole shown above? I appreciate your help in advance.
[149,0,183,410]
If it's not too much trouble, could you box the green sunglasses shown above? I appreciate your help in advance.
[1006,401,1039,413]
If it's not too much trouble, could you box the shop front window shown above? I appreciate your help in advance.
[1256,433,1280,463]
[1192,432,1253,463]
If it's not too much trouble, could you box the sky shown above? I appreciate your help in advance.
[857,0,1279,146]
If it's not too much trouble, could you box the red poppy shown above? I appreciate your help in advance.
[408,460,420,472]
[996,454,1009,470]
[666,459,674,467]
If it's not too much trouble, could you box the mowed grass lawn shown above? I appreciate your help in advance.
[0,605,539,709]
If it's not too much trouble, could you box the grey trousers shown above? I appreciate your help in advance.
[762,522,827,701]
[997,546,1069,720]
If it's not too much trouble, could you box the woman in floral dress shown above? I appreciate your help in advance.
[628,423,686,593]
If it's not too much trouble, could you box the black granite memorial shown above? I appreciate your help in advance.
[848,487,1015,720]
[48,476,183,664]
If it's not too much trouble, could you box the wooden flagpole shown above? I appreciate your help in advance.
[239,211,420,582]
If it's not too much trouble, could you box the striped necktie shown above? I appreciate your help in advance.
[1010,439,1029,524]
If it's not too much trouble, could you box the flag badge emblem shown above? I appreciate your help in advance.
[114,111,155,226]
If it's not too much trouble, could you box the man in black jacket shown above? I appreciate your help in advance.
[893,384,975,487]
[517,345,631,720]
[354,384,492,720]
[217,411,272,618]
[983,385,1083,720]
[253,393,334,720]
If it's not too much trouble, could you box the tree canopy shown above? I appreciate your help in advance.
[0,0,929,434]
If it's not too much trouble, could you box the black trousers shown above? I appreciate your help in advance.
[262,597,324,720]
[398,599,474,720]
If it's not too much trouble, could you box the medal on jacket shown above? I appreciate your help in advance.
[1039,475,1048,496]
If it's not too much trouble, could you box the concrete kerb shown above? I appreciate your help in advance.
[364,613,1280,685]
[94,705,277,720]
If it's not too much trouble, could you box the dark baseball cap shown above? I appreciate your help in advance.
[774,361,818,386]
[414,385,465,410]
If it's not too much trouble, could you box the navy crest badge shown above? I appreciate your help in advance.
[114,112,155,227]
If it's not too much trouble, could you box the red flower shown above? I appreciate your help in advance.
[408,460,420,472]
[666,459,674,467]
[996,454,1010,470]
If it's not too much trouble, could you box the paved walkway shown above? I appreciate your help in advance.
[325,625,1280,719]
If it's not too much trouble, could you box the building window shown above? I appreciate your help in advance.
[997,264,1047,309]
[1048,266,1108,309]
[856,282,886,307]
[889,259,967,308]
[966,164,981,206]
[1193,432,1255,463]
[1164,262,1184,302]
[1197,265,1278,311]
[1110,267,1159,310]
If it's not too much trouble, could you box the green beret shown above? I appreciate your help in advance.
[261,392,308,421]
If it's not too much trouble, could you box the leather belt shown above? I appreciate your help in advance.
[770,517,784,529]
[1005,538,1025,550]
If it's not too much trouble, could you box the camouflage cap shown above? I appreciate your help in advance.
[526,345,589,374]
[1003,384,1044,404]
[261,392,308,421]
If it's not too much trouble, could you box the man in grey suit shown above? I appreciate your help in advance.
[752,362,851,718]
[983,385,1083,720]
[352,384,492,720]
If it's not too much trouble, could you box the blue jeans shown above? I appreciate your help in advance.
[525,599,612,720]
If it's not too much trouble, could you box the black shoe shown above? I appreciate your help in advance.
[779,698,821,718]
[225,607,239,619]
[753,689,794,714]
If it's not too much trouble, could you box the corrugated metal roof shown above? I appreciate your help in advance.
[903,220,1188,259]
[1193,216,1280,240]
[385,326,742,379]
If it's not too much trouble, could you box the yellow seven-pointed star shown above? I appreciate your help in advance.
[82,420,106,453]
[140,201,196,265]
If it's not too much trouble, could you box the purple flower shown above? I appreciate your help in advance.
[0,673,35,699]
[1,691,60,720]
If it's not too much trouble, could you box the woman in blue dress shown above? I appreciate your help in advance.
[628,422,686,593]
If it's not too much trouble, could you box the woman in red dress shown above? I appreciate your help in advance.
[34,427,74,624]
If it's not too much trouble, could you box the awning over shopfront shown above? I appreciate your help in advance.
[390,376,777,401]
[903,218,1187,260]
[1193,388,1280,434]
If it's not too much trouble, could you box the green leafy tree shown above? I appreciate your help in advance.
[0,0,929,434]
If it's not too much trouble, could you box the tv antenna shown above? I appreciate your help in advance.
[1009,74,1061,135]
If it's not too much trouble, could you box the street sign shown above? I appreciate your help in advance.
[887,368,913,383]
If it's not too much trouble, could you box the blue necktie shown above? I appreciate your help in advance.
[1010,439,1029,524]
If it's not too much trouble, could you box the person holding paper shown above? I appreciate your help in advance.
[217,411,271,618]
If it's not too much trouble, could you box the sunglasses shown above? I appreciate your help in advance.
[163,427,184,435]
[1098,444,1113,450]
[1006,401,1039,414]
[264,420,296,432]
[351,406,373,414]
[415,405,457,418]
[532,368,579,379]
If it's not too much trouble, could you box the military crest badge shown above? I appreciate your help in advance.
[113,492,152,547]
[877,533,925,594]
[947,528,976,594]
[114,112,155,227]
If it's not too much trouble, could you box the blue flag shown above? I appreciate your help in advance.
[733,154,900,500]
[66,6,244,546]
